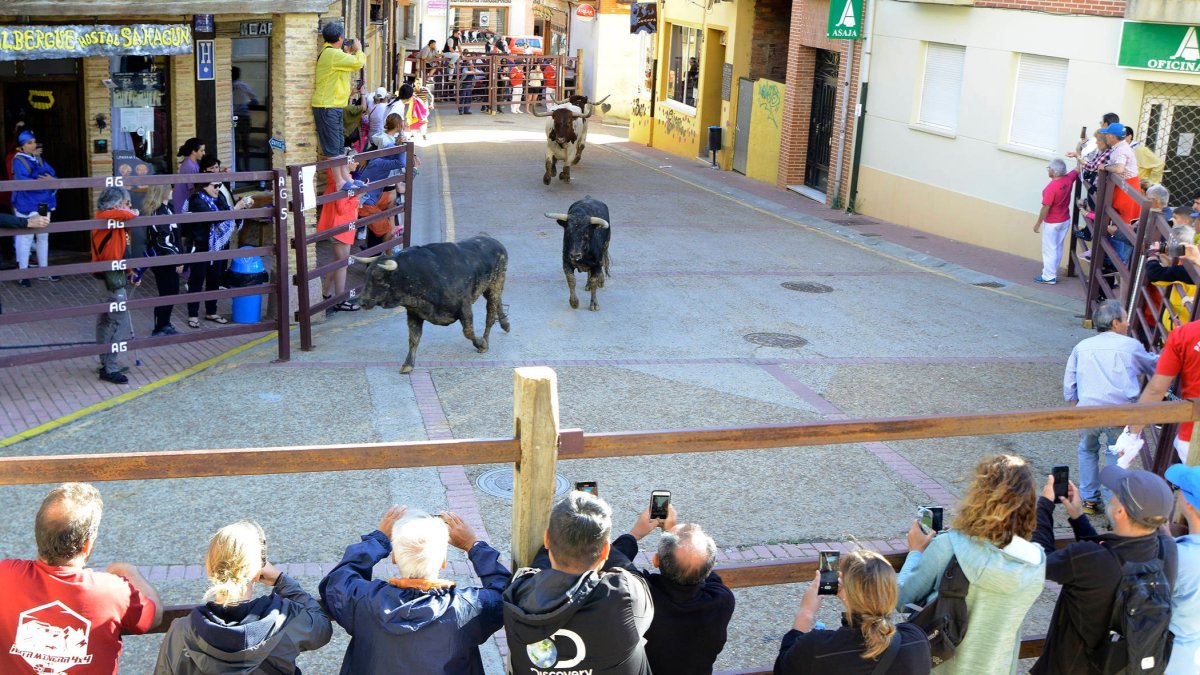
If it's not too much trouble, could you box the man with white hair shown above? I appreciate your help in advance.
[611,504,735,674]
[1033,157,1079,284]
[320,506,511,674]
[1064,299,1158,514]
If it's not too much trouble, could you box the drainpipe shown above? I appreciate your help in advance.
[831,37,853,208]
[846,0,877,213]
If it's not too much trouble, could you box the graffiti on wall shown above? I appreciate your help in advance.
[658,106,697,145]
[631,96,652,130]
[757,81,781,129]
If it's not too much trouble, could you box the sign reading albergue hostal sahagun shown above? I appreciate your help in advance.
[0,24,193,61]
[1119,22,1200,72]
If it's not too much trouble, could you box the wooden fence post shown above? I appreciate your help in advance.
[511,367,561,569]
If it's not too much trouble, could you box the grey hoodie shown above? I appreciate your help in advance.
[153,574,332,675]
[504,566,654,675]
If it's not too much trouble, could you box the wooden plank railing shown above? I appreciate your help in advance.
[3,369,1193,669]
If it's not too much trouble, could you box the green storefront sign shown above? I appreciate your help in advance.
[827,0,861,40]
[1119,21,1200,73]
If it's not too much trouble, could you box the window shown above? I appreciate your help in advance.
[404,5,416,39]
[917,43,964,132]
[1009,54,1068,151]
[667,24,701,107]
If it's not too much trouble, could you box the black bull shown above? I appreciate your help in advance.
[354,235,510,373]
[545,196,611,311]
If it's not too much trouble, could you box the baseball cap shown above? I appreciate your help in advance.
[17,130,34,145]
[1099,122,1126,136]
[1166,463,1200,510]
[1101,465,1174,524]
[374,87,388,99]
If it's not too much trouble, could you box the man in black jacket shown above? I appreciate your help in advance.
[610,504,735,675]
[1031,465,1177,675]
[504,492,654,675]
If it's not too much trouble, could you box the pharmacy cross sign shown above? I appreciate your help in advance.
[827,0,861,40]
[1119,21,1200,73]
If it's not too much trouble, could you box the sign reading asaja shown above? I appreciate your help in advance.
[827,0,861,40]
[0,24,192,61]
[1119,22,1200,73]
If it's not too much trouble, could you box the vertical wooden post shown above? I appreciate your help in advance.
[576,49,584,100]
[511,367,561,569]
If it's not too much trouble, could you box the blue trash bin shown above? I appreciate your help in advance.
[229,247,266,324]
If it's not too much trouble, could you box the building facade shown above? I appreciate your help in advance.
[853,0,1200,261]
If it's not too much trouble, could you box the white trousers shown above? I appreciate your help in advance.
[1041,219,1070,280]
[511,86,523,113]
[13,210,48,269]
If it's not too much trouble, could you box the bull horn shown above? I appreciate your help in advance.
[594,94,611,105]
[583,103,595,117]
[589,217,609,228]
[378,259,398,271]
[351,255,381,264]
[531,107,552,117]
[544,212,569,221]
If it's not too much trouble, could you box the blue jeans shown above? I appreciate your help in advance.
[1079,426,1121,503]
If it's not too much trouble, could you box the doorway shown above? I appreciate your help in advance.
[804,49,839,194]
[1139,84,1200,207]
[232,38,271,173]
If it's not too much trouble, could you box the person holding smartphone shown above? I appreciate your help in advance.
[776,549,930,674]
[897,455,1044,674]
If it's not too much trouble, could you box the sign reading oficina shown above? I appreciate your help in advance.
[0,24,192,61]
[1119,22,1200,72]
[827,0,861,40]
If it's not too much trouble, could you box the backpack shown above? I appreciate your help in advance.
[905,554,970,667]
[1090,541,1173,675]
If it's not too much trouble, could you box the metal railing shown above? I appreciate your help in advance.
[0,365,1193,669]
[289,143,415,351]
[0,171,291,366]
[411,52,579,112]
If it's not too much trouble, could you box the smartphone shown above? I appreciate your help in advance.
[1052,465,1070,502]
[574,481,598,496]
[918,506,944,534]
[818,550,840,595]
[36,203,48,217]
[649,490,671,520]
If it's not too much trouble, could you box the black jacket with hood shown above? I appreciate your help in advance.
[153,573,333,674]
[503,560,654,675]
[1030,496,1178,675]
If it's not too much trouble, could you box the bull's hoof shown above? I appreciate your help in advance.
[569,296,579,309]
[559,172,570,183]
[500,319,511,333]
[476,344,488,353]
[400,364,414,374]
[542,174,552,186]
[589,302,599,311]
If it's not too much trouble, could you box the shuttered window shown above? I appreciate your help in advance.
[1009,54,1068,151]
[918,43,965,131]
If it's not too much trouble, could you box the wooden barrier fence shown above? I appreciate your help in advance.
[0,367,1193,670]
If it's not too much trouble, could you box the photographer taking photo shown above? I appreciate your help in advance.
[776,549,930,674]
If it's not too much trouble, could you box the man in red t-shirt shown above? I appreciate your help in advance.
[541,60,557,103]
[1033,157,1079,284]
[0,483,161,674]
[1132,273,1200,463]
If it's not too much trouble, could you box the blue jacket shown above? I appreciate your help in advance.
[11,152,56,214]
[319,530,510,675]
[359,154,406,207]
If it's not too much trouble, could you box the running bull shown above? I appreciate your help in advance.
[353,235,510,373]
[532,104,586,185]
[544,196,611,311]
[558,94,609,165]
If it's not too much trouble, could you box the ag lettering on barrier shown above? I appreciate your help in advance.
[108,301,126,313]
[107,219,124,229]
[110,342,127,353]
[111,260,127,271]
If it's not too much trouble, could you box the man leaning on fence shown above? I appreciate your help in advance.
[91,187,139,385]
[1063,299,1158,514]
[0,483,162,674]
[319,506,511,674]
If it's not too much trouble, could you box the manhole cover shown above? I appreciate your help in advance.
[477,468,571,500]
[972,281,1006,289]
[744,333,809,348]
[781,281,834,293]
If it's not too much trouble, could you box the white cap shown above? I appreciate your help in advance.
[374,87,389,99]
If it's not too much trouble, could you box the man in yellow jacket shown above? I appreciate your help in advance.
[312,22,367,191]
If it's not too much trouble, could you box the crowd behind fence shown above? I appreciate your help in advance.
[411,52,580,112]
[0,363,1194,671]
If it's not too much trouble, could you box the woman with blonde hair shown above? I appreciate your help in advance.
[775,549,931,673]
[896,454,1046,674]
[140,183,182,336]
[154,522,331,674]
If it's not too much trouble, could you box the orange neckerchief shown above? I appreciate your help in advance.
[387,578,456,591]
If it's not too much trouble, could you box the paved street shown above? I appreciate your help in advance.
[1,109,1095,672]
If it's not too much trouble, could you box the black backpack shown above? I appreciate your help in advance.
[1090,540,1173,675]
[905,554,970,667]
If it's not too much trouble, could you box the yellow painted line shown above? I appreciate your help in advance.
[434,113,456,241]
[601,145,1072,314]
[0,333,277,448]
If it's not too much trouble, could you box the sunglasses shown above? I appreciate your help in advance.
[206,183,222,188]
